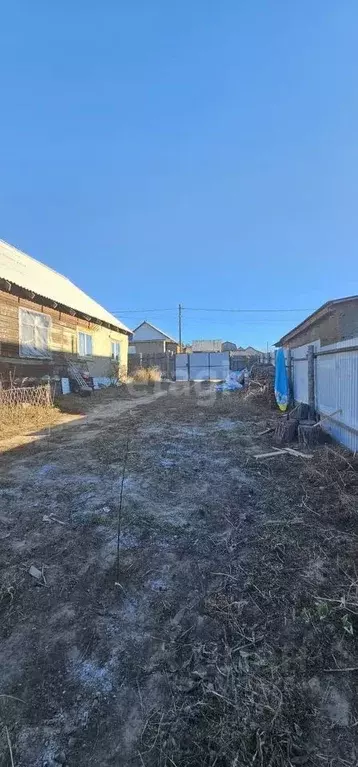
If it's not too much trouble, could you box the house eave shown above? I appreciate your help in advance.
[0,278,132,336]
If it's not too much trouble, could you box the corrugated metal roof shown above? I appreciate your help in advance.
[0,240,131,333]
[275,295,358,347]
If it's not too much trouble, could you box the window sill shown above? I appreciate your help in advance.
[19,353,52,360]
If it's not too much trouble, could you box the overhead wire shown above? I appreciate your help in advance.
[111,306,310,314]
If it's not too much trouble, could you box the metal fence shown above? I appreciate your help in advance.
[289,338,358,451]
[128,352,175,380]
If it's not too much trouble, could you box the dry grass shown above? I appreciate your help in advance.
[1,389,357,766]
[135,443,358,766]
[0,403,62,440]
[131,366,162,383]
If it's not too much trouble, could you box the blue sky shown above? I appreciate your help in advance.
[1,2,358,349]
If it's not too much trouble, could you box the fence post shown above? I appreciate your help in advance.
[307,345,315,419]
[166,353,170,380]
[287,349,293,402]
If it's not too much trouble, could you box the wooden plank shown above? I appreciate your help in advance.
[253,450,287,459]
[283,447,313,459]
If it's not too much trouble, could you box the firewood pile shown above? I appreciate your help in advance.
[273,405,327,448]
[244,363,276,406]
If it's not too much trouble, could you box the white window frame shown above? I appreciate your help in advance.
[78,331,93,358]
[111,341,120,361]
[19,307,51,359]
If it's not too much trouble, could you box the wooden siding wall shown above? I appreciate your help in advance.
[0,288,128,381]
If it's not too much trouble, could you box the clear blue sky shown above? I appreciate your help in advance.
[1,2,358,349]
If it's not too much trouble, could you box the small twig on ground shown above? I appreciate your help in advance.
[205,687,236,708]
[143,712,164,755]
[115,426,131,586]
[0,694,25,703]
[326,446,356,472]
[137,681,144,711]
[41,564,47,587]
[5,726,15,767]
[323,667,358,673]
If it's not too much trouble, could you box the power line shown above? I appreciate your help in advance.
[182,318,300,325]
[110,306,311,314]
[110,308,177,314]
[184,307,310,313]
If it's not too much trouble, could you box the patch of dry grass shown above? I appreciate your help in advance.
[131,366,162,383]
[0,403,62,440]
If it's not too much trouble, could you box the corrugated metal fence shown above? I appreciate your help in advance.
[289,337,358,451]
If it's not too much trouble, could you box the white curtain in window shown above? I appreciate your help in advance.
[78,332,86,357]
[19,308,50,358]
[79,332,92,357]
[111,341,120,361]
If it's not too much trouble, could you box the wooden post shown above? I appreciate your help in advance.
[307,345,315,420]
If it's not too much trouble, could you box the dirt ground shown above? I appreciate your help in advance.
[0,385,357,767]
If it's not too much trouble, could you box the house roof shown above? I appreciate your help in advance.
[132,321,178,343]
[0,240,131,334]
[275,295,358,347]
[231,346,261,356]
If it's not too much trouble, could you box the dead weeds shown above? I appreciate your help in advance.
[0,387,357,766]
[0,404,63,440]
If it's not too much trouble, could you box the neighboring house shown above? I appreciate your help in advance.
[129,321,178,354]
[231,346,261,357]
[222,341,237,351]
[192,339,222,352]
[0,239,131,385]
[229,345,262,371]
[275,295,358,349]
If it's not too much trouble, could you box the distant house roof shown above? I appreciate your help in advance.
[0,239,131,333]
[132,321,178,343]
[231,346,261,356]
[275,295,358,347]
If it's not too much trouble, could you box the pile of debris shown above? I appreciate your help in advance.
[244,363,276,406]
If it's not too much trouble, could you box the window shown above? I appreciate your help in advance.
[111,341,120,361]
[78,332,93,357]
[19,308,51,358]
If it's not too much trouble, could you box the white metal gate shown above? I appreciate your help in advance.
[175,352,230,381]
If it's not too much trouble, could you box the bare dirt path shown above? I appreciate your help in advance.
[0,387,357,766]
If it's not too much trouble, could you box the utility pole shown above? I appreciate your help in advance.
[178,303,182,351]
